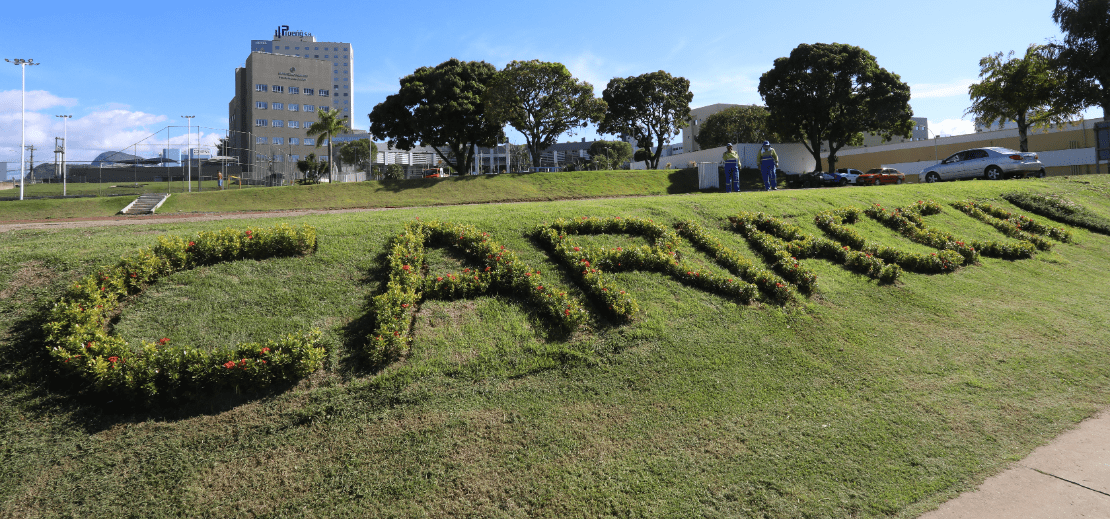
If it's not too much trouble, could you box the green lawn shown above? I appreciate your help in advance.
[2,175,1109,517]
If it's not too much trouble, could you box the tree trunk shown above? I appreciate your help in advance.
[1017,112,1029,152]
[327,139,334,183]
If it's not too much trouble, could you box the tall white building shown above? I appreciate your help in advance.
[250,26,354,123]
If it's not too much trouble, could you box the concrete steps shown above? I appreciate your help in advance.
[120,193,170,215]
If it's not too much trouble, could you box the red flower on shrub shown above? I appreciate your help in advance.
[158,337,170,345]
[402,264,411,271]
[401,303,409,308]
[224,361,236,369]
[108,356,119,364]
[261,347,270,354]
[188,241,195,247]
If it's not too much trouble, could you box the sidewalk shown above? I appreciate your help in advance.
[920,409,1110,518]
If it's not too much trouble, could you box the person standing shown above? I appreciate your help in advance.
[722,143,741,193]
[757,141,779,191]
[217,170,224,190]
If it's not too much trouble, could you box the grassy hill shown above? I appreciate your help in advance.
[2,174,1109,517]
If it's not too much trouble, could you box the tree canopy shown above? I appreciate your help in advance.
[305,109,348,182]
[967,44,1083,152]
[1051,0,1110,120]
[598,71,693,170]
[368,59,503,174]
[484,60,606,168]
[587,140,633,170]
[693,105,779,151]
[295,153,329,183]
[338,139,377,173]
[758,43,913,172]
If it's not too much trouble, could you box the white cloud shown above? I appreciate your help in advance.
[911,79,975,100]
[930,118,975,136]
[0,89,78,112]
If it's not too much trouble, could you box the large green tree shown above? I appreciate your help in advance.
[369,59,503,173]
[967,44,1084,152]
[598,71,693,170]
[484,60,606,168]
[694,105,780,150]
[1051,0,1110,120]
[305,109,348,183]
[339,139,377,173]
[587,140,633,170]
[758,43,913,172]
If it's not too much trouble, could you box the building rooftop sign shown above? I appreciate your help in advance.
[274,25,313,39]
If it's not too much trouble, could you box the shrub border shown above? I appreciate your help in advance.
[1002,192,1110,235]
[42,224,324,401]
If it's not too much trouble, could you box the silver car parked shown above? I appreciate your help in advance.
[919,147,1046,183]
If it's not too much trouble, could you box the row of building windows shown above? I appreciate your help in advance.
[255,102,321,112]
[254,154,329,163]
[255,136,317,146]
[281,46,346,52]
[255,119,321,128]
[255,84,330,96]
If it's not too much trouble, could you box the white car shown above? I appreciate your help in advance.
[835,168,863,184]
[919,147,1046,183]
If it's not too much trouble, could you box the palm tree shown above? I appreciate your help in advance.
[306,109,348,183]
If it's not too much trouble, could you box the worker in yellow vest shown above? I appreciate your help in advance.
[722,143,740,193]
[757,141,779,191]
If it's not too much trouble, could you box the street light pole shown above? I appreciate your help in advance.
[181,116,195,192]
[55,115,71,196]
[7,58,39,201]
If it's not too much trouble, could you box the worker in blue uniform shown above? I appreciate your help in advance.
[722,143,740,193]
[757,141,779,191]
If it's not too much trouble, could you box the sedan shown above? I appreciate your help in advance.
[919,147,1046,183]
[857,168,905,185]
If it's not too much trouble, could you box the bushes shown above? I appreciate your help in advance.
[368,220,586,364]
[1002,192,1110,235]
[42,224,323,402]
[951,200,1070,250]
[816,206,964,274]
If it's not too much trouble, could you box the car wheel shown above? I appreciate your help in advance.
[925,172,940,183]
[1036,169,1046,178]
[896,178,904,185]
[873,178,881,186]
[839,178,848,187]
[985,166,1003,181]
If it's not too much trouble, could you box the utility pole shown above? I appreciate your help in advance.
[26,145,36,184]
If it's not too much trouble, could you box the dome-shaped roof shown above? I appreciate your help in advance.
[92,151,143,167]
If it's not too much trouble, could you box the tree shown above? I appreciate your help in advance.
[295,153,329,183]
[216,137,230,156]
[1051,0,1110,120]
[339,139,377,173]
[758,43,913,172]
[633,148,652,163]
[369,59,503,174]
[588,140,633,170]
[967,45,1084,152]
[694,105,780,150]
[599,71,693,170]
[484,60,607,168]
[306,108,347,183]
[508,144,531,172]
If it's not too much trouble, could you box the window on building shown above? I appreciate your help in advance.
[275,155,284,162]
[320,90,329,97]
[272,85,284,93]
[305,105,315,112]
[272,120,284,128]
[295,47,300,50]
[289,87,299,94]
[314,47,318,50]
[320,106,330,113]
[256,101,268,109]
[272,102,284,110]
[304,88,314,95]
[256,136,266,144]
[304,138,315,145]
[290,138,300,145]
[320,155,328,162]
[324,55,329,59]
[314,55,319,58]
[334,84,339,89]
[284,46,289,50]
[255,119,268,127]
[291,155,299,161]
[343,92,348,96]
[288,121,299,128]
[289,104,299,111]
[273,137,284,145]
[255,84,268,92]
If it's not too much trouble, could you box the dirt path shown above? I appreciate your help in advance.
[0,206,414,232]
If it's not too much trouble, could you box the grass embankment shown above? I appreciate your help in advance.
[0,168,707,221]
[1,175,1109,517]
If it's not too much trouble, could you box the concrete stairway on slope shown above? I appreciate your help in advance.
[120,193,170,215]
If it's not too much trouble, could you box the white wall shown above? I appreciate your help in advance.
[631,142,817,173]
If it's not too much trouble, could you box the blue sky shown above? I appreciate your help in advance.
[1,0,1098,175]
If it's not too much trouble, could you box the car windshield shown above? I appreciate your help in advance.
[865,169,882,174]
